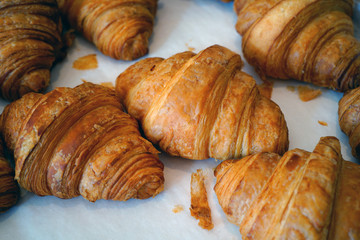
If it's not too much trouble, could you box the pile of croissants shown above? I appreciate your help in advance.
[0,0,359,239]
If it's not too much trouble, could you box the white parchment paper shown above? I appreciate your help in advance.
[1,1,359,239]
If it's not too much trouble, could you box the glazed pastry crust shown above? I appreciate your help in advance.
[214,136,360,239]
[116,45,289,160]
[234,0,360,91]
[58,0,157,60]
[1,82,164,202]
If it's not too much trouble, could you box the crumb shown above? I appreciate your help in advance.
[73,54,98,70]
[286,86,296,92]
[100,82,115,90]
[318,120,328,126]
[185,43,195,52]
[258,80,274,99]
[81,79,88,83]
[172,204,184,213]
[190,169,214,230]
[298,85,322,102]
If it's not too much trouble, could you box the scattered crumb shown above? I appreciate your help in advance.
[81,79,88,83]
[318,120,328,126]
[286,86,296,92]
[190,169,214,230]
[172,204,184,213]
[298,85,322,102]
[185,43,195,52]
[73,54,98,70]
[100,82,115,90]
[258,80,274,99]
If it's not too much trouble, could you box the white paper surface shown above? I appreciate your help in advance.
[1,1,359,239]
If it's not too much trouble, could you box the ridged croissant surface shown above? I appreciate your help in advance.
[0,138,19,212]
[57,0,157,60]
[214,136,360,239]
[234,0,360,91]
[116,45,289,160]
[338,87,360,159]
[0,0,63,101]
[0,82,164,202]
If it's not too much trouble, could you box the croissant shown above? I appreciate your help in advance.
[338,87,360,159]
[214,136,360,239]
[0,0,63,101]
[234,0,360,91]
[57,0,157,60]
[115,45,289,160]
[0,82,164,202]
[0,137,20,212]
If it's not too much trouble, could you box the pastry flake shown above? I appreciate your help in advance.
[190,169,214,230]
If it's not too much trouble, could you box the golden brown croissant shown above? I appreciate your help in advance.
[0,0,63,101]
[0,137,19,212]
[57,0,157,60]
[234,0,360,91]
[0,82,164,202]
[338,87,360,159]
[116,45,289,160]
[214,136,360,239]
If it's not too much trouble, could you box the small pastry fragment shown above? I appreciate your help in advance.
[297,85,322,102]
[214,136,360,239]
[318,120,328,127]
[172,204,184,213]
[0,82,164,202]
[116,45,289,160]
[190,169,214,230]
[58,0,158,60]
[72,54,98,70]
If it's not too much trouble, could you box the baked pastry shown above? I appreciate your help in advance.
[0,82,164,202]
[0,137,19,212]
[234,0,360,91]
[116,44,289,160]
[190,169,214,230]
[0,0,63,101]
[338,86,360,159]
[214,136,360,239]
[57,0,158,60]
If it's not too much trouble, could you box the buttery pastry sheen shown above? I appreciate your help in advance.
[0,0,63,100]
[234,0,360,91]
[57,0,158,60]
[0,82,164,202]
[116,45,289,160]
[214,136,360,239]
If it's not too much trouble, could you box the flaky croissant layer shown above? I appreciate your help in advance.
[57,0,158,60]
[116,44,289,160]
[234,0,360,91]
[214,136,360,239]
[0,83,164,202]
[338,87,360,159]
[0,0,63,100]
[0,138,19,212]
